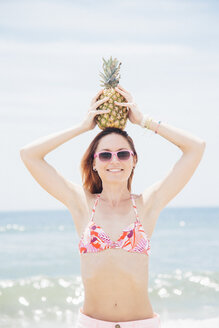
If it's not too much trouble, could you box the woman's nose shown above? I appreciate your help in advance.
[111,154,119,162]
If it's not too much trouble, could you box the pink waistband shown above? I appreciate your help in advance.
[76,307,161,328]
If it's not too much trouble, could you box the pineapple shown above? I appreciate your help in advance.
[95,56,128,130]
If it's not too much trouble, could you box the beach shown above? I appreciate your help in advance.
[0,207,218,327]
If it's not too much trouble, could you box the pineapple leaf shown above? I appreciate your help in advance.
[100,57,122,87]
[106,67,112,76]
[102,58,108,66]
[99,72,107,79]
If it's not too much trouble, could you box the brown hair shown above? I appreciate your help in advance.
[80,127,138,194]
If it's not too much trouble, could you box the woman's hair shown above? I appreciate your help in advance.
[80,127,138,194]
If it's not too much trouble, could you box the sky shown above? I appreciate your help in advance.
[0,0,218,211]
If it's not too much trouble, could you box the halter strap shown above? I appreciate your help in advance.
[130,194,140,222]
[90,194,139,222]
[90,194,100,222]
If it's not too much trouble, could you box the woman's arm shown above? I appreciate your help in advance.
[20,89,110,160]
[114,84,206,212]
[142,119,206,212]
[20,123,90,210]
[19,90,110,212]
[20,123,88,159]
[147,119,205,152]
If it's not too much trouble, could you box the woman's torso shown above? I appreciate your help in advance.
[69,192,159,321]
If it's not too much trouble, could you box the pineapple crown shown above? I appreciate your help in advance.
[99,56,122,89]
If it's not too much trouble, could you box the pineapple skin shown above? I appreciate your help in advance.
[95,87,128,130]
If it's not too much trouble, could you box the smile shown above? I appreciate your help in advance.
[107,169,123,172]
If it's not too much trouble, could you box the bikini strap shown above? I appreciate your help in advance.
[90,194,100,222]
[130,194,140,222]
[91,194,139,222]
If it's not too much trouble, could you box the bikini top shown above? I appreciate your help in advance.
[78,194,151,256]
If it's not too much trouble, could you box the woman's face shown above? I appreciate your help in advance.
[93,134,136,182]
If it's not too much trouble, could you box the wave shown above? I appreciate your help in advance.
[0,271,218,327]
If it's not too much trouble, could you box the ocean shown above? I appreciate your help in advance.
[0,207,218,328]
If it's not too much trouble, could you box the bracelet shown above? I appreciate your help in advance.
[146,117,153,129]
[140,115,162,134]
[155,120,162,134]
[140,115,152,129]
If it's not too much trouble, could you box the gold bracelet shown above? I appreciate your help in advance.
[146,117,153,129]
[140,114,152,129]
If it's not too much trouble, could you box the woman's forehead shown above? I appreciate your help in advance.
[97,134,130,151]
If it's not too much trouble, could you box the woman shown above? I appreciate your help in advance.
[20,84,206,328]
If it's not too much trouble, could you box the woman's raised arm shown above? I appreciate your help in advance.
[19,91,110,213]
[20,124,90,212]
[143,119,206,212]
[115,84,206,214]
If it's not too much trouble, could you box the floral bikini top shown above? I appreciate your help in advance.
[78,194,151,256]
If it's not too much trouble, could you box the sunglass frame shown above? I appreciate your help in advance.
[94,150,134,161]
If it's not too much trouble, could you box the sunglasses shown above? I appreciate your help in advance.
[94,150,134,162]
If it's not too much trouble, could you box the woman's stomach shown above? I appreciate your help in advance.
[80,261,154,321]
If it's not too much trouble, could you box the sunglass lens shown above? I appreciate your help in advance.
[99,152,112,161]
[118,151,130,160]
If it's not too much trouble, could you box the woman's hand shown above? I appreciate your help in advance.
[114,85,144,126]
[81,90,110,131]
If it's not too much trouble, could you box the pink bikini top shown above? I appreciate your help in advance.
[78,194,151,256]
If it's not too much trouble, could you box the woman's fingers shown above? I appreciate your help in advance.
[91,89,104,104]
[114,101,130,106]
[115,86,131,102]
[115,87,126,96]
[95,89,104,98]
[97,89,104,97]
[92,109,111,116]
[117,84,128,92]
[117,85,131,95]
[116,85,133,100]
[96,96,109,106]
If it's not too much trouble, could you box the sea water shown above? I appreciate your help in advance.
[0,207,218,327]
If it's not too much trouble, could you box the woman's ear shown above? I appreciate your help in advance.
[93,159,96,171]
